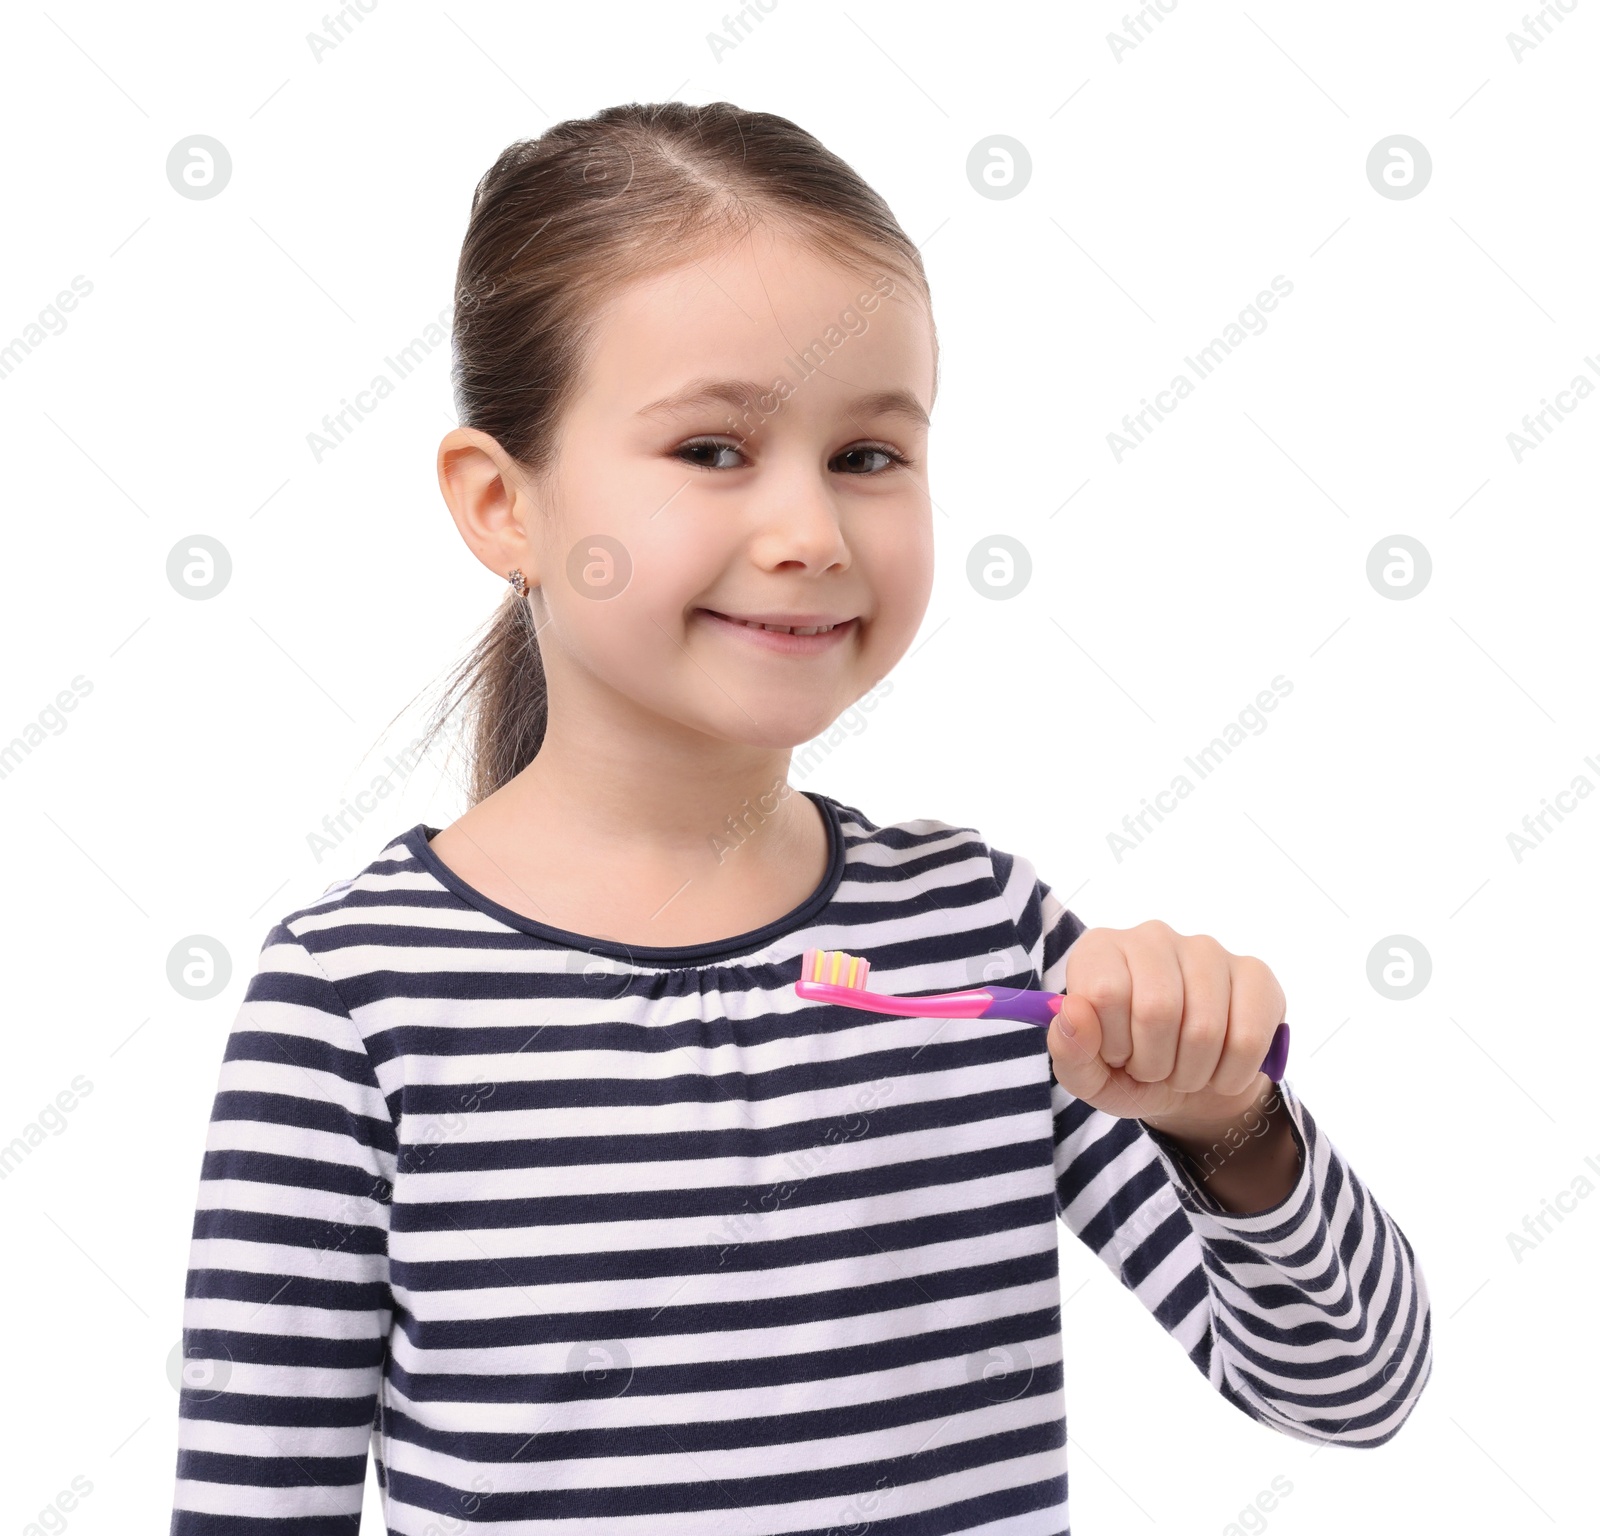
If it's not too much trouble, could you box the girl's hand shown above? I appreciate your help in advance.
[1047,920,1287,1133]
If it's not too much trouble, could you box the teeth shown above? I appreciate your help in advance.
[734,618,836,635]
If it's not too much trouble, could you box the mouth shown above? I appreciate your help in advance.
[695,609,858,653]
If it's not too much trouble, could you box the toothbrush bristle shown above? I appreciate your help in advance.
[803,947,871,990]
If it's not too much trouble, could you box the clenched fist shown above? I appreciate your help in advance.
[1048,920,1287,1130]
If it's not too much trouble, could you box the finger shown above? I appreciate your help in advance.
[1049,996,1174,1120]
[1214,955,1284,1097]
[1123,922,1185,1084]
[1169,935,1231,1093]
[1068,932,1133,1069]
[1047,993,1110,1102]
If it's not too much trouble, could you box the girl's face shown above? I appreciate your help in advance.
[504,224,936,750]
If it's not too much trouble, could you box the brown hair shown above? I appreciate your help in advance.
[414,101,935,807]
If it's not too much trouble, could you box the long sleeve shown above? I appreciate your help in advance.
[170,920,398,1532]
[986,842,1435,1447]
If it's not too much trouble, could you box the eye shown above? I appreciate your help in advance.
[674,438,747,471]
[833,443,910,475]
[672,438,912,474]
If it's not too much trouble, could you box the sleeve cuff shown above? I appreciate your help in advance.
[1140,1078,1318,1242]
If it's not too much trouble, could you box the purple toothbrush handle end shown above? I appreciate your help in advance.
[980,987,1064,1028]
[994,991,1289,1082]
[1260,1021,1290,1082]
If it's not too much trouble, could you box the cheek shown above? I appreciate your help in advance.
[544,530,701,675]
[552,582,665,681]
[863,517,934,644]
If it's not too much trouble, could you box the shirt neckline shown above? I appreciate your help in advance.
[400,788,846,967]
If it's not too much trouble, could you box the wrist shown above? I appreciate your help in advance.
[1143,1077,1290,1184]
[1144,1074,1280,1149]
[1142,1077,1301,1214]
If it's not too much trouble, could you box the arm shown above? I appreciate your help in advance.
[170,921,397,1532]
[987,842,1434,1447]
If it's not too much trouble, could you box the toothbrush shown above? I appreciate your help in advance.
[795,948,1291,1082]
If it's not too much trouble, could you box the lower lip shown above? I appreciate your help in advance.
[697,610,857,655]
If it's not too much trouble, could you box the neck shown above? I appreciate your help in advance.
[511,725,802,859]
[427,662,836,946]
[492,670,809,866]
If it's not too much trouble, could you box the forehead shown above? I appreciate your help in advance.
[576,226,936,420]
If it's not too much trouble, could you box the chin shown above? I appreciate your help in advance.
[710,702,852,752]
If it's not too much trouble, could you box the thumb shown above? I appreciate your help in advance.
[1047,993,1113,1101]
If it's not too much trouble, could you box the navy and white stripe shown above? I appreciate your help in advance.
[170,790,1432,1533]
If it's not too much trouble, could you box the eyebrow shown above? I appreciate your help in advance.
[637,377,930,428]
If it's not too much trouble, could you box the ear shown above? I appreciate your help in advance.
[436,427,544,587]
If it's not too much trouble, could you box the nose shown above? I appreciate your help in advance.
[746,459,852,575]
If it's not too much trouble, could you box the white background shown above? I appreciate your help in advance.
[2,2,1594,1532]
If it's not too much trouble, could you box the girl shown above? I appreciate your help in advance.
[169,102,1431,1534]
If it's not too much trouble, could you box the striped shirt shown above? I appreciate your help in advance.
[170,789,1433,1534]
